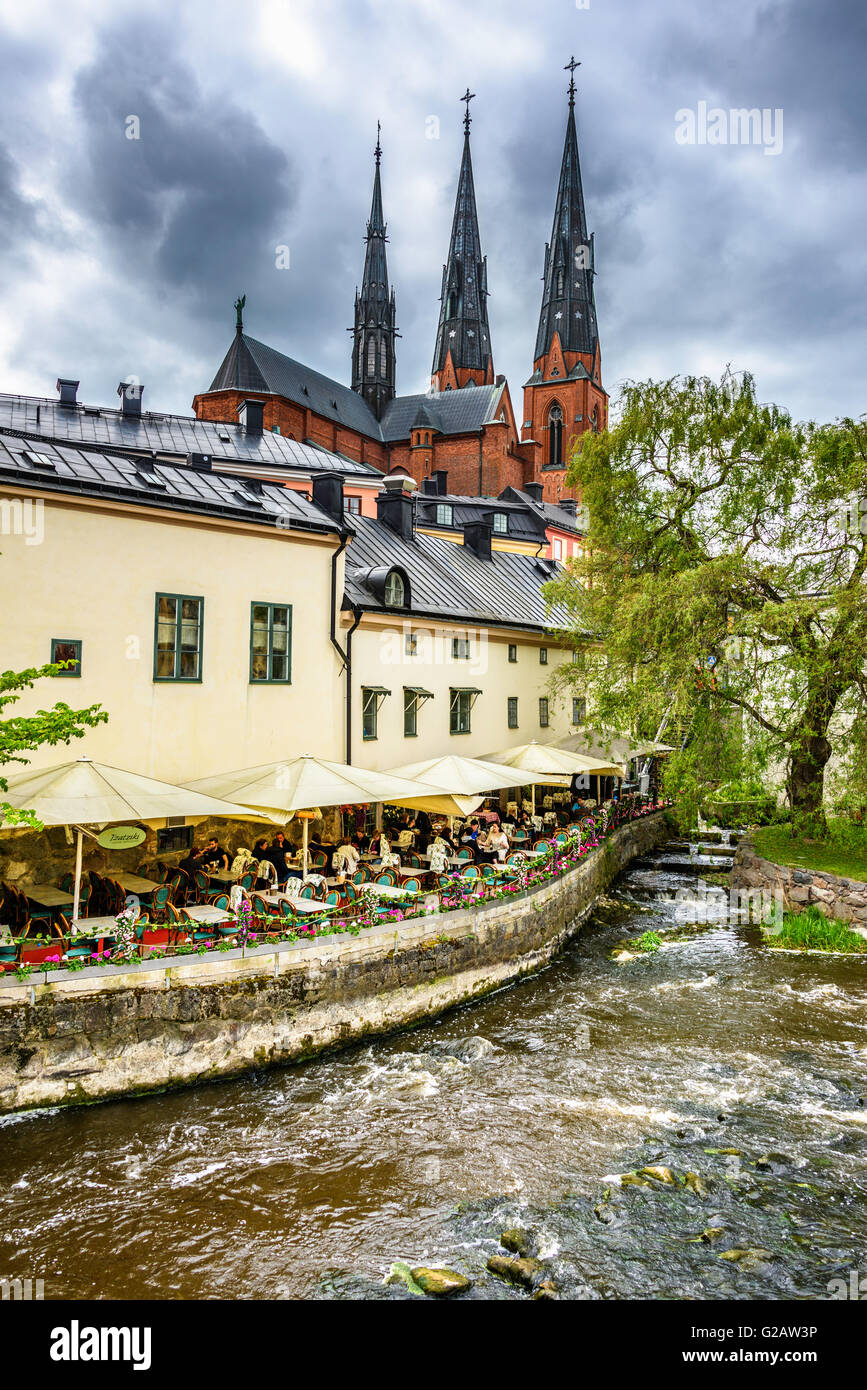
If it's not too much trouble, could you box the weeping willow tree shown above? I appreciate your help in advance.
[545,370,867,832]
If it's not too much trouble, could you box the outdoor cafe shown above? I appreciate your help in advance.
[1,745,663,977]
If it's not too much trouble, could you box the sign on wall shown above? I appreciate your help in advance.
[96,825,147,850]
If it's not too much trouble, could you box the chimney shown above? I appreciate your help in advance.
[377,474,416,542]
[56,378,79,408]
[463,514,493,562]
[524,481,544,503]
[433,469,449,495]
[312,473,345,522]
[421,477,439,496]
[117,380,144,419]
[558,498,578,516]
[237,398,264,435]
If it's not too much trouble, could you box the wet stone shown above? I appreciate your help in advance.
[410,1266,471,1297]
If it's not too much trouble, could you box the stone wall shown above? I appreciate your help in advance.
[731,835,867,925]
[0,813,665,1114]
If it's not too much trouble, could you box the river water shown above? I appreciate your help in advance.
[2,838,865,1301]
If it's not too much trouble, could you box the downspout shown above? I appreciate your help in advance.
[478,430,483,495]
[330,532,349,670]
[344,605,363,763]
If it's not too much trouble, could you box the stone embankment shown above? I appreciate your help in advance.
[731,836,867,925]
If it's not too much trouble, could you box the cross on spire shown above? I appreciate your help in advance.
[565,55,580,109]
[460,87,476,134]
[374,120,382,166]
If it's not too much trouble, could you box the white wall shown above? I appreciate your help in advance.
[2,491,346,784]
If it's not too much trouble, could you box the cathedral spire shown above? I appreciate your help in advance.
[431,92,493,391]
[351,124,397,420]
[533,58,599,366]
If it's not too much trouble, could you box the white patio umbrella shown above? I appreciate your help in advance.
[383,753,549,820]
[185,753,445,880]
[0,756,279,922]
[481,740,624,815]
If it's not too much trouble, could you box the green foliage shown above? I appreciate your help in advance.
[634,930,662,952]
[768,905,867,953]
[0,663,108,826]
[752,822,867,882]
[545,370,867,829]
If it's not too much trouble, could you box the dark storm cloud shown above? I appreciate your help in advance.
[69,24,295,320]
[0,0,863,425]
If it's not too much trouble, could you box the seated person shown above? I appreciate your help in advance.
[476,828,498,864]
[487,825,510,862]
[179,846,204,880]
[264,832,293,886]
[332,839,360,877]
[252,838,278,890]
[200,838,229,872]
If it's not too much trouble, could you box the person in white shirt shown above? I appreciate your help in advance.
[488,827,510,862]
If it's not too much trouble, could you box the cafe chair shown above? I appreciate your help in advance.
[278,900,298,927]
[298,883,319,900]
[460,864,480,881]
[238,871,256,892]
[375,870,398,886]
[456,847,474,861]
[150,883,173,924]
[352,867,370,886]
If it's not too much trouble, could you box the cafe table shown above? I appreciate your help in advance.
[206,870,238,886]
[114,873,160,897]
[361,883,420,901]
[420,852,462,868]
[183,904,232,924]
[262,893,331,916]
[21,883,74,910]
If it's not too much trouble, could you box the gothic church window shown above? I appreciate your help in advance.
[548,403,564,468]
[367,336,376,377]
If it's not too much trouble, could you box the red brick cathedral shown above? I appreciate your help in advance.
[192,62,607,504]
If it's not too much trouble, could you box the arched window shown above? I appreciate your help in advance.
[367,336,376,377]
[446,289,458,319]
[384,570,405,608]
[379,339,387,376]
[357,338,364,375]
[548,403,564,468]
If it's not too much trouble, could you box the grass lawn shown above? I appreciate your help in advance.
[751,824,867,884]
[767,906,867,954]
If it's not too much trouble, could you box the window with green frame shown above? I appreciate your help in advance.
[507,696,519,729]
[572,696,587,725]
[452,636,471,660]
[539,646,548,665]
[154,595,203,681]
[362,688,379,740]
[51,638,81,676]
[250,603,292,682]
[450,689,473,735]
[404,689,417,737]
[539,697,549,728]
[508,643,517,663]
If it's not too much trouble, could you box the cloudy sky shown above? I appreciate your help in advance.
[0,0,863,427]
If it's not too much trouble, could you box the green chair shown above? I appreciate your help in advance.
[460,864,480,881]
[375,870,398,886]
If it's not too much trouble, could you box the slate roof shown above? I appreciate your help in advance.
[379,383,505,442]
[208,332,384,442]
[414,492,548,544]
[0,391,381,478]
[343,514,569,633]
[0,431,340,534]
[498,486,586,534]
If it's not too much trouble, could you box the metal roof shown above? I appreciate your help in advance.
[208,333,385,442]
[343,514,570,632]
[379,383,505,441]
[0,391,381,478]
[0,431,340,534]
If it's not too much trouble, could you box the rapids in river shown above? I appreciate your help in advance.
[1,837,865,1300]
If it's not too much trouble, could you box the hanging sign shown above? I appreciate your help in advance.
[96,825,147,850]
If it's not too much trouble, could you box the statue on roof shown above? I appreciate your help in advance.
[234,294,246,332]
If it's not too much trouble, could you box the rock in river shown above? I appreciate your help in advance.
[410,1266,471,1297]
[500,1227,532,1256]
[487,1254,545,1289]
